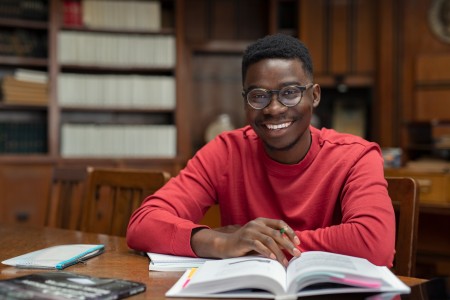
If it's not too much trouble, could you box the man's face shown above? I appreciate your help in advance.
[243,58,320,164]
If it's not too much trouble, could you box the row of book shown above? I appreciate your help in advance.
[0,122,47,153]
[0,0,48,21]
[0,28,47,58]
[58,31,175,67]
[63,0,161,30]
[82,0,161,30]
[0,69,48,105]
[58,73,175,109]
[61,124,176,158]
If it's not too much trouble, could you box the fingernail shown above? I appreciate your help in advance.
[283,258,289,266]
[294,236,300,245]
[270,253,276,260]
[293,248,301,256]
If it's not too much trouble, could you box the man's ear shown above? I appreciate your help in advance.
[312,84,321,108]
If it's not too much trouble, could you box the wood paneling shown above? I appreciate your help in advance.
[190,53,244,152]
[184,0,209,42]
[330,0,350,74]
[401,0,450,124]
[416,90,450,121]
[0,163,52,225]
[375,0,398,146]
[184,0,267,43]
[300,0,375,77]
[354,0,375,74]
[299,0,327,75]
[211,0,236,39]
[416,54,450,83]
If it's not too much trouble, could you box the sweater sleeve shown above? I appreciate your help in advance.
[296,145,396,267]
[126,136,227,256]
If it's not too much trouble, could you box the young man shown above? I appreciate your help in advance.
[127,34,395,268]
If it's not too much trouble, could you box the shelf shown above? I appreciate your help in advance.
[60,64,174,75]
[60,105,174,114]
[0,56,48,67]
[315,74,374,88]
[0,18,48,30]
[0,103,47,111]
[61,25,175,35]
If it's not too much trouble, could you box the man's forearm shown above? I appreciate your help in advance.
[191,228,227,258]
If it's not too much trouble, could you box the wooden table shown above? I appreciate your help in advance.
[0,224,427,299]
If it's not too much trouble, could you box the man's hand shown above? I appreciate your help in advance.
[191,218,301,267]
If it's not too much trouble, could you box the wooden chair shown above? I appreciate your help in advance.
[200,204,221,228]
[197,177,420,277]
[386,176,420,277]
[81,167,171,236]
[46,166,90,230]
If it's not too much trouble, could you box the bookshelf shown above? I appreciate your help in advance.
[0,0,187,173]
[0,0,49,155]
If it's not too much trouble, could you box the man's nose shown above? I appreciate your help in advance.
[263,92,287,113]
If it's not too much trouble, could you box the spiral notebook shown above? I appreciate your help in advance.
[2,244,104,270]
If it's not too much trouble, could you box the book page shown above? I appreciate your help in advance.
[285,251,388,293]
[183,256,288,295]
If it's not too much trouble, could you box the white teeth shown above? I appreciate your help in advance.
[266,122,291,130]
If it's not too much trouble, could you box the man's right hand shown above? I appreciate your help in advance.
[191,217,301,267]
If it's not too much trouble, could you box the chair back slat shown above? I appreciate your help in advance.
[82,167,171,236]
[46,166,89,230]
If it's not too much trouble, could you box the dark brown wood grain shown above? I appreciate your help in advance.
[0,224,427,300]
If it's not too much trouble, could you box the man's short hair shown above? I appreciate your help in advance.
[242,34,313,83]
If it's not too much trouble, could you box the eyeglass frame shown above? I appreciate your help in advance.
[242,83,314,110]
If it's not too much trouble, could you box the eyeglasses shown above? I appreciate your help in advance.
[242,83,313,110]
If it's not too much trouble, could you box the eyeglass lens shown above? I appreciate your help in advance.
[246,85,305,109]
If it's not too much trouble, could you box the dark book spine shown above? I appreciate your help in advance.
[0,122,47,154]
[0,28,47,58]
[0,0,48,21]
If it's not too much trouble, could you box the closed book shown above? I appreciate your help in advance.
[2,244,104,270]
[0,271,145,299]
[148,252,213,272]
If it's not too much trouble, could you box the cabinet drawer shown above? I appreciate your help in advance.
[384,169,450,203]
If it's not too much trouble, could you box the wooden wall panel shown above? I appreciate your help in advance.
[299,0,327,75]
[375,0,397,146]
[184,0,268,43]
[211,0,235,39]
[354,0,375,74]
[184,0,209,42]
[300,0,376,80]
[237,0,268,39]
[401,0,450,124]
[190,53,244,152]
[416,54,450,83]
[330,0,350,74]
[415,90,450,121]
[0,164,52,226]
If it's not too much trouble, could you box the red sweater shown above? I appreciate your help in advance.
[127,126,395,267]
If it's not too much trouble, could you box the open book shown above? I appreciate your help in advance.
[166,251,410,299]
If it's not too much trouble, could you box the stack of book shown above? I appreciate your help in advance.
[0,69,48,105]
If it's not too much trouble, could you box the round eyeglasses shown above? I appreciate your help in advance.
[242,83,313,110]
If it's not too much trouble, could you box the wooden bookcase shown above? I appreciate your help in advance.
[0,0,188,175]
[0,0,186,226]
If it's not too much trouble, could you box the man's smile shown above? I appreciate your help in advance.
[264,121,293,130]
